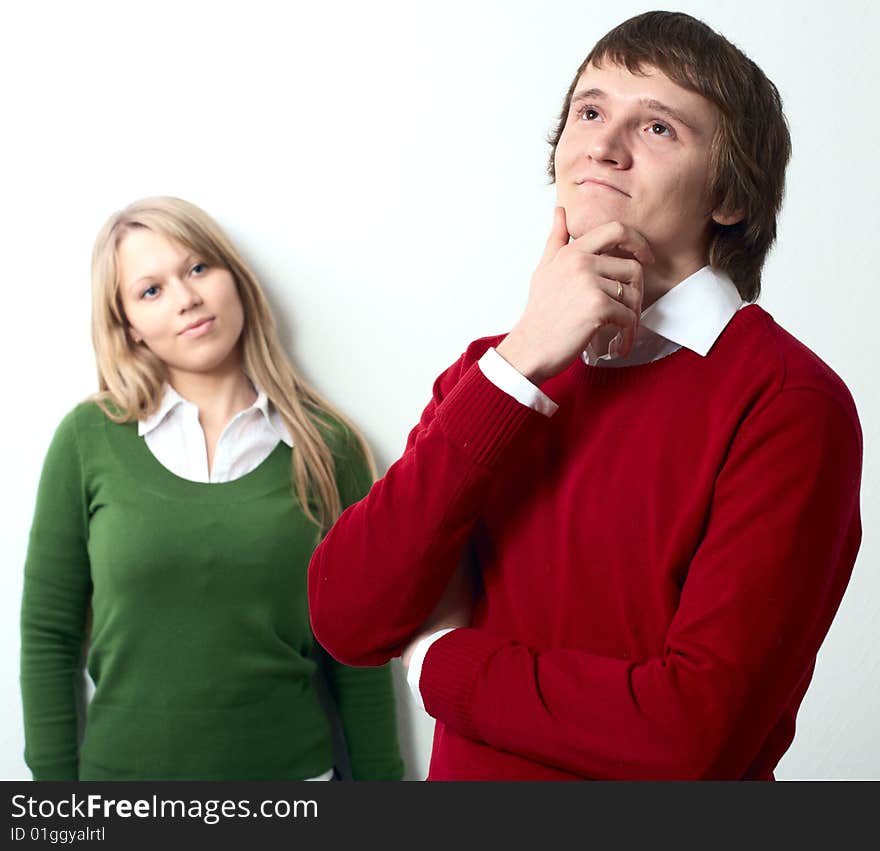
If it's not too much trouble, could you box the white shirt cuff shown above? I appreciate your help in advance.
[478,348,558,417]
[406,628,456,712]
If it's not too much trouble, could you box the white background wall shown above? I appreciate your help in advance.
[1,0,876,780]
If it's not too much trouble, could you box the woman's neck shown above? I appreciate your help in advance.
[167,361,258,435]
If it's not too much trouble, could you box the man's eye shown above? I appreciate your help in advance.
[580,107,600,121]
[649,122,672,136]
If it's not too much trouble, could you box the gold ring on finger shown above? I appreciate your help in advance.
[616,281,624,302]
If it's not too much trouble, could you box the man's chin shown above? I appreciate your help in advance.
[564,209,634,241]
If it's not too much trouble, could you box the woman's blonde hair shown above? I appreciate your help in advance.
[90,195,376,530]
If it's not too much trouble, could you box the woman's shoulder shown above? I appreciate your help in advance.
[316,412,375,506]
[314,411,362,462]
[52,397,129,444]
[309,408,375,489]
[38,401,114,479]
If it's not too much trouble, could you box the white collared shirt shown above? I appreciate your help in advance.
[138,383,293,483]
[584,264,746,366]
[407,264,748,711]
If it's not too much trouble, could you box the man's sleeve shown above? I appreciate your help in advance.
[315,426,405,780]
[20,409,92,781]
[418,388,862,779]
[406,628,456,712]
[478,348,558,416]
[308,339,545,666]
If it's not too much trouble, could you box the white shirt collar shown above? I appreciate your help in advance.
[138,383,187,437]
[638,265,744,357]
[139,381,293,447]
[255,389,295,448]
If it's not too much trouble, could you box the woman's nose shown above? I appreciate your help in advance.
[174,278,203,311]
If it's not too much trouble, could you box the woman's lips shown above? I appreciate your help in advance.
[180,317,214,337]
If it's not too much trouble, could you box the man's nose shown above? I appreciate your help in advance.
[588,122,632,168]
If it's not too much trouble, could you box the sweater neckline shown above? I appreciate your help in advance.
[576,303,768,386]
[105,418,292,502]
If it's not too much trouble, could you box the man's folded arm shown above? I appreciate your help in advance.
[417,388,862,779]
[308,341,549,666]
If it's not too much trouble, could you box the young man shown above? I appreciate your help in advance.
[308,12,863,780]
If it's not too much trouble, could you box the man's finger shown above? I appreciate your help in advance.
[539,206,571,264]
[601,300,640,358]
[593,256,645,296]
[599,276,642,317]
[570,220,655,266]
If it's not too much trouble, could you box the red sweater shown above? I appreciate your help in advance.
[308,306,862,780]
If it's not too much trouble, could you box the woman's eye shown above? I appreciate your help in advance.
[142,285,159,299]
[649,122,672,137]
[191,263,207,275]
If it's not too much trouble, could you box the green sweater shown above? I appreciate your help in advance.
[20,401,403,781]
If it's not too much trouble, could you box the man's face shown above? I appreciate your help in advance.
[554,62,724,273]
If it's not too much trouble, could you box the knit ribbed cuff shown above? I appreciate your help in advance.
[408,628,456,712]
[419,627,510,743]
[478,348,559,417]
[30,761,79,781]
[349,754,406,781]
[436,362,537,469]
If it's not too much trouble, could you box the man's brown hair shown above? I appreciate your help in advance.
[548,11,791,301]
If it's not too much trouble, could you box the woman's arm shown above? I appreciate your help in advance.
[311,422,407,779]
[20,408,92,781]
[317,653,404,780]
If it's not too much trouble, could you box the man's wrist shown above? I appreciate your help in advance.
[478,348,558,417]
[496,333,549,385]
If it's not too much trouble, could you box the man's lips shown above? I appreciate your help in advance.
[575,178,630,197]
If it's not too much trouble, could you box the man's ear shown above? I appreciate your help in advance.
[711,207,745,226]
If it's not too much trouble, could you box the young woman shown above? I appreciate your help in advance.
[20,196,403,781]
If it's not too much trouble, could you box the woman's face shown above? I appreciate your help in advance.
[117,227,246,383]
